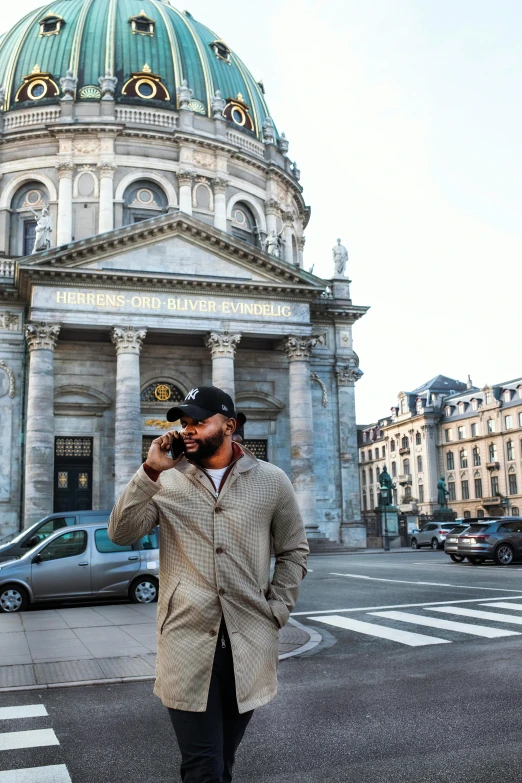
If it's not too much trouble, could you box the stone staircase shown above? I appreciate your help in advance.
[307,537,359,554]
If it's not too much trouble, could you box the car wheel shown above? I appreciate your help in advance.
[449,554,465,562]
[431,538,439,550]
[494,543,514,566]
[411,538,418,550]
[130,577,158,604]
[467,556,484,565]
[0,584,29,613]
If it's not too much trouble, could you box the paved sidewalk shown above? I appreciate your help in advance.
[0,603,314,691]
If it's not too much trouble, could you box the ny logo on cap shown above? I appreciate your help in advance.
[222,405,228,411]
[185,388,199,401]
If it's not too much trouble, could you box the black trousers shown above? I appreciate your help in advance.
[168,620,254,783]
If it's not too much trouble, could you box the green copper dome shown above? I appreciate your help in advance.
[0,0,273,138]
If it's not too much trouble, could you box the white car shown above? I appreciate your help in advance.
[410,522,460,550]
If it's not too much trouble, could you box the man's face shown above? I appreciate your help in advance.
[179,414,235,460]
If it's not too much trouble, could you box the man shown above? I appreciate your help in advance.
[108,386,309,782]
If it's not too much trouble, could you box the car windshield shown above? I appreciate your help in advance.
[442,524,459,529]
[464,524,491,534]
[448,525,468,534]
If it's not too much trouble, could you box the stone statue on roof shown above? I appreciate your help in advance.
[333,238,348,277]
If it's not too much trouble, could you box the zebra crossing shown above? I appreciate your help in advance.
[309,599,522,648]
[0,703,72,783]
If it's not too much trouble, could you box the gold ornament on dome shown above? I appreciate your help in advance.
[154,384,172,402]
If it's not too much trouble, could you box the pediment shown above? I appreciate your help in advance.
[18,212,325,294]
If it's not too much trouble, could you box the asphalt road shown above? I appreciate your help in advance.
[4,550,522,783]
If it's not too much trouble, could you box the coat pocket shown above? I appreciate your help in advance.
[158,578,181,635]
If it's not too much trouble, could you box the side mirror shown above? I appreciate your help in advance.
[32,553,42,564]
[27,536,40,549]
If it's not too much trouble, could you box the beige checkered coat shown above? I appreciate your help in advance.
[108,446,309,713]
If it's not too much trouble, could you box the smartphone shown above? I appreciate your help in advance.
[170,434,185,459]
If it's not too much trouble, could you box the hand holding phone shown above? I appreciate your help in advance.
[145,430,184,472]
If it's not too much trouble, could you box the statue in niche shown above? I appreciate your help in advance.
[332,238,348,276]
[99,70,118,100]
[264,229,283,258]
[437,477,450,508]
[30,207,52,253]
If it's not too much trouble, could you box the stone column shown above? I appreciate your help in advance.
[213,178,228,232]
[111,326,147,499]
[178,170,194,216]
[204,331,241,401]
[23,322,61,526]
[335,362,366,547]
[297,236,306,269]
[98,164,116,234]
[57,163,74,246]
[265,199,279,236]
[283,335,322,536]
[283,212,294,265]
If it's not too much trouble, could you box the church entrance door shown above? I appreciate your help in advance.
[54,437,93,512]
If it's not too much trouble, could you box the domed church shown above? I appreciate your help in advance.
[0,0,368,547]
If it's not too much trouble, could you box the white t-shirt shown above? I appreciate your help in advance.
[204,466,228,493]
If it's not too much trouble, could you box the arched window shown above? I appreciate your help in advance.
[231,203,259,247]
[512,507,520,516]
[507,440,515,461]
[360,451,365,462]
[375,447,380,459]
[391,461,397,477]
[418,481,424,502]
[382,446,386,457]
[403,458,410,475]
[369,468,374,484]
[369,488,374,508]
[123,180,167,225]
[362,491,367,511]
[477,509,485,518]
[489,443,498,463]
[473,447,481,466]
[417,455,423,472]
[460,449,468,469]
[487,418,495,433]
[415,432,421,445]
[391,439,396,452]
[9,182,50,256]
[368,449,372,460]
[362,469,366,486]
[401,436,409,450]
[447,451,454,470]
[464,510,471,519]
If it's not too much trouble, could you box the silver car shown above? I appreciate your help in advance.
[0,523,159,613]
[410,522,461,550]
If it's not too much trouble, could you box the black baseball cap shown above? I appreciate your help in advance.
[166,386,237,423]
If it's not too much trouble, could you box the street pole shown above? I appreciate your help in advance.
[383,500,390,551]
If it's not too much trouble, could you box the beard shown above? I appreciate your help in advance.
[186,428,226,461]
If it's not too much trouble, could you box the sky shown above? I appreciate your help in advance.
[3,1,522,423]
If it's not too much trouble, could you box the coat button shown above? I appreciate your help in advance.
[215,507,222,514]
[215,547,224,554]
[218,588,226,596]
[209,629,217,636]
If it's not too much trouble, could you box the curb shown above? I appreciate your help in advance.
[279,617,322,660]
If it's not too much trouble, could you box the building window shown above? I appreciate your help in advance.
[382,446,386,457]
[369,468,373,484]
[460,449,468,469]
[418,482,424,502]
[391,439,395,452]
[458,426,465,440]
[448,482,456,502]
[491,475,500,496]
[400,398,407,414]
[391,461,397,477]
[39,14,64,36]
[504,390,512,402]
[461,480,469,500]
[512,506,520,516]
[472,399,478,412]
[23,219,37,256]
[210,39,231,62]
[477,509,485,518]
[369,488,374,508]
[509,474,518,495]
[445,406,452,417]
[458,402,465,414]
[129,12,156,36]
[447,452,454,470]
[362,491,367,511]
[123,180,167,225]
[417,455,423,473]
[363,432,367,443]
[403,459,410,475]
[471,423,477,437]
[473,447,481,466]
[415,432,421,446]
[231,203,259,248]
[489,444,498,463]
[140,382,184,403]
[505,415,513,430]
[360,451,365,462]
[362,469,366,486]
[401,436,409,450]
[474,477,483,498]
[368,449,372,461]
[445,429,453,443]
[519,412,522,427]
[375,447,380,459]
[485,392,492,404]
[487,419,495,433]
[464,510,471,519]
[507,440,515,461]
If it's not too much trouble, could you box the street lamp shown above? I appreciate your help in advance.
[379,484,390,552]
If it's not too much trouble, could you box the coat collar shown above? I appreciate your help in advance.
[174,442,257,477]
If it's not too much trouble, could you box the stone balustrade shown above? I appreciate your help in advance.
[227,130,265,159]
[0,260,15,278]
[115,107,177,130]
[3,107,61,130]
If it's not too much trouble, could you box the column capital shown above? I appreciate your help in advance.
[57,161,74,179]
[297,236,306,251]
[177,169,196,186]
[282,210,294,226]
[265,199,281,217]
[213,177,229,195]
[282,334,324,361]
[97,162,116,178]
[111,326,147,355]
[205,331,242,359]
[25,322,61,351]
[335,362,363,386]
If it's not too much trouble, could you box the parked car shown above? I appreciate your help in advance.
[0,522,159,613]
[410,522,461,550]
[443,523,470,562]
[0,510,112,563]
[456,518,522,565]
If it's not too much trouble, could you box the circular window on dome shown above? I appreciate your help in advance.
[135,79,157,99]
[231,106,246,126]
[27,81,47,100]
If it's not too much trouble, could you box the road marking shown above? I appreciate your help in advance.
[0,765,72,783]
[371,611,519,639]
[0,706,48,721]
[329,572,522,592]
[482,602,522,611]
[309,614,450,646]
[428,607,522,625]
[0,729,59,752]
[292,594,522,616]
